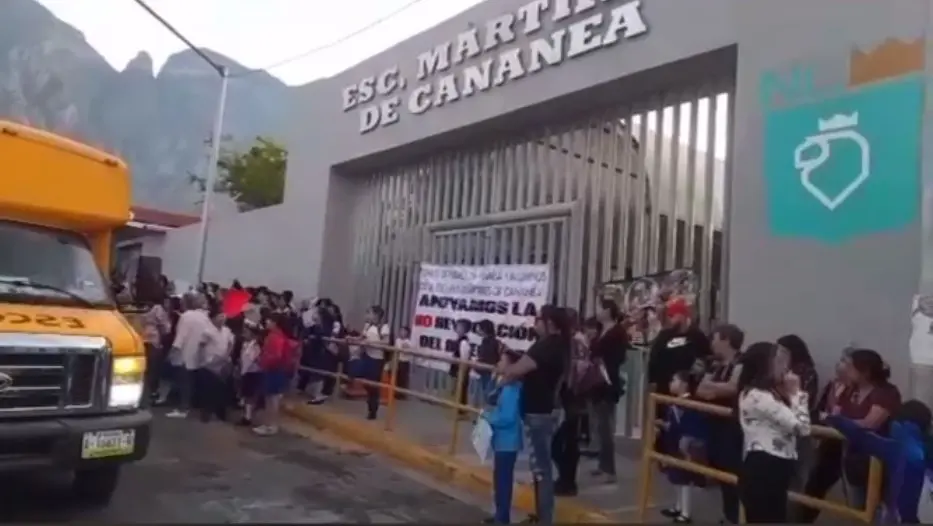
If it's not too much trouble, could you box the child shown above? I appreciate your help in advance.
[361,306,391,420]
[449,318,473,418]
[394,326,413,396]
[482,350,523,524]
[342,330,368,399]
[237,322,263,426]
[828,399,933,523]
[657,370,708,524]
[253,313,298,436]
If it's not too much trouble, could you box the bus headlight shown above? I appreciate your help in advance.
[109,356,146,409]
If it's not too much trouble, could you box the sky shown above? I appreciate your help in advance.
[36,0,484,86]
[36,0,728,158]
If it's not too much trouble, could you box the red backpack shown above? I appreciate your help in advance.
[260,329,298,371]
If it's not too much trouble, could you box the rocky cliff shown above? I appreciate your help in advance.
[0,0,291,212]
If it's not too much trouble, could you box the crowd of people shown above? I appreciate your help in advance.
[130,277,933,524]
[645,309,933,524]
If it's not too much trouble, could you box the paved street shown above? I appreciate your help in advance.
[0,412,488,523]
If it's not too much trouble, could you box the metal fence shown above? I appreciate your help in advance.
[347,81,734,330]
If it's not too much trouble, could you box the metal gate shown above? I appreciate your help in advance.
[349,81,733,331]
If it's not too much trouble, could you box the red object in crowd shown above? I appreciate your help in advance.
[665,296,691,318]
[223,289,251,318]
[259,327,299,371]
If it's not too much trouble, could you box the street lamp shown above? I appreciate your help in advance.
[131,0,229,285]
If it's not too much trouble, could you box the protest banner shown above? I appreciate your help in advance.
[597,268,698,345]
[412,263,550,370]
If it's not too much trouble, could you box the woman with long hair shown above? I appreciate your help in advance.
[799,348,901,521]
[736,341,811,523]
[588,299,629,484]
[776,334,819,499]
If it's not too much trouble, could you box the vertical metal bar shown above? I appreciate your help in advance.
[373,173,389,313]
[515,140,528,213]
[533,130,546,206]
[353,178,373,319]
[558,219,570,305]
[616,109,635,280]
[632,110,650,278]
[385,171,401,322]
[547,129,560,206]
[719,89,736,321]
[647,96,667,275]
[479,149,493,216]
[469,150,482,218]
[498,227,509,264]
[503,142,516,213]
[562,127,575,205]
[584,117,606,315]
[601,113,621,284]
[537,221,562,301]
[535,221,545,268]
[429,158,443,263]
[455,231,467,265]
[567,118,593,312]
[699,93,720,326]
[440,153,454,224]
[397,167,415,327]
[385,350,400,431]
[665,98,684,272]
[522,224,534,264]
[682,91,701,270]
[448,364,468,456]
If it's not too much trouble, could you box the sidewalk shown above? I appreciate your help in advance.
[286,394,719,522]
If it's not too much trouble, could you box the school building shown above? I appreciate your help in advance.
[161,0,933,395]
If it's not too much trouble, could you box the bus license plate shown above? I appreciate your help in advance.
[81,429,136,459]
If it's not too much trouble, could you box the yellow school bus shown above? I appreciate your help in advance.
[0,120,150,505]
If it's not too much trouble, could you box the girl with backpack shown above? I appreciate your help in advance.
[253,313,298,436]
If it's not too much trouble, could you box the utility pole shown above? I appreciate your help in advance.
[132,0,230,286]
[194,67,229,285]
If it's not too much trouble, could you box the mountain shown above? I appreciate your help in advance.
[0,0,292,212]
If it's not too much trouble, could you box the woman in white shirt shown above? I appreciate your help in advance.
[360,305,390,420]
[237,322,263,426]
[199,311,234,423]
[736,341,811,523]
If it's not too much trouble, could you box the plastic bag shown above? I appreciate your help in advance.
[471,417,493,464]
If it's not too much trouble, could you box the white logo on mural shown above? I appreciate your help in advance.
[793,112,871,211]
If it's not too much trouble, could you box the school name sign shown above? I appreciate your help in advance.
[341,0,649,134]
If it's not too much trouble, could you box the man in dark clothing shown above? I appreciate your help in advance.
[696,323,745,524]
[646,297,711,395]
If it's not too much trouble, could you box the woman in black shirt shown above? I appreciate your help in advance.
[498,305,570,524]
[589,299,629,483]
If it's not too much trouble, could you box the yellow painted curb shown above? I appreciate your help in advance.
[284,400,612,523]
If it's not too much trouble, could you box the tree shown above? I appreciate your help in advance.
[190,136,287,211]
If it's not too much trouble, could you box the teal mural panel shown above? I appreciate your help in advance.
[762,74,924,242]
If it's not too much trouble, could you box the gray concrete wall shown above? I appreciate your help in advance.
[163,0,930,391]
[728,0,929,389]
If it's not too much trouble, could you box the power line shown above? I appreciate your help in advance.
[231,0,429,79]
[132,0,224,75]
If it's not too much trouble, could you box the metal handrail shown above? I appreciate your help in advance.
[637,392,883,523]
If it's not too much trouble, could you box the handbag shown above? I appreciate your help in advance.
[574,357,610,396]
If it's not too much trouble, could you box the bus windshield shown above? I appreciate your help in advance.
[0,220,113,308]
